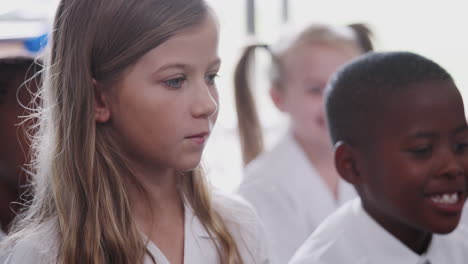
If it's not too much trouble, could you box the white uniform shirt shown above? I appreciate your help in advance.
[0,229,6,264]
[4,192,271,264]
[237,133,356,264]
[290,198,468,264]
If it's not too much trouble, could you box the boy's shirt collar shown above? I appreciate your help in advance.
[355,198,467,263]
[354,199,432,263]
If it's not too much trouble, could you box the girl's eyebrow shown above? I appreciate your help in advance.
[156,63,187,72]
[154,58,221,74]
[209,58,221,68]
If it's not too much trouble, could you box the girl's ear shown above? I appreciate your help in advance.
[269,86,286,112]
[334,141,362,186]
[93,79,111,123]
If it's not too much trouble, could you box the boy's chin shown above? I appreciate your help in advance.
[428,217,462,235]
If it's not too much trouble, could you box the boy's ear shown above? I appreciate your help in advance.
[269,87,286,112]
[334,141,362,185]
[93,79,111,123]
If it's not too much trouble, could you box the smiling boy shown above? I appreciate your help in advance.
[289,51,468,263]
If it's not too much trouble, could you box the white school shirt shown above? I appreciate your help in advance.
[4,192,271,264]
[237,133,356,264]
[289,198,468,264]
[0,229,6,264]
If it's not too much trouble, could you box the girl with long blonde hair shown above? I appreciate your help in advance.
[1,0,270,263]
[235,23,374,263]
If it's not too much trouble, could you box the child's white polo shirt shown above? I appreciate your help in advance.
[290,198,468,264]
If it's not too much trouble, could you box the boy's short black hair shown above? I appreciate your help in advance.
[325,51,453,147]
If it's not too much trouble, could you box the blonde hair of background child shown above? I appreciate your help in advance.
[234,23,373,165]
[3,0,243,263]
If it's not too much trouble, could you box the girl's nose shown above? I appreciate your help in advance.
[191,82,218,118]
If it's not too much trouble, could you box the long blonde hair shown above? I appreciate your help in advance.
[234,23,374,165]
[4,0,242,263]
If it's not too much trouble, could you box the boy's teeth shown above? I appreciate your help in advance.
[431,193,459,204]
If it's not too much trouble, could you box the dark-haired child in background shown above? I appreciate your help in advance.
[0,56,41,238]
[290,51,468,263]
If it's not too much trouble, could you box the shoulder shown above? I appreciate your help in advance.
[238,135,308,197]
[4,219,58,264]
[212,190,272,264]
[242,143,286,184]
[212,190,262,229]
[243,134,300,178]
[289,199,361,264]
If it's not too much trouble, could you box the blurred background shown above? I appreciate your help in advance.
[2,0,467,192]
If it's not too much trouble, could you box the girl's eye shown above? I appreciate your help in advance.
[205,73,219,86]
[164,77,186,89]
[308,86,324,95]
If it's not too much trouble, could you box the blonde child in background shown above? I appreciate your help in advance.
[234,23,373,263]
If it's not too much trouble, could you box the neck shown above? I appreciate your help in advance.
[128,163,184,234]
[362,200,432,254]
[292,131,340,199]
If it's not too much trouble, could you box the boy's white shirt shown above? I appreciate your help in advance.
[237,133,356,264]
[289,198,468,264]
[4,192,271,264]
[461,204,468,226]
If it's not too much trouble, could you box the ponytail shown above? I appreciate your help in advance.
[234,44,270,166]
[348,23,374,52]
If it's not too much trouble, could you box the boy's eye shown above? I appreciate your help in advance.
[408,145,432,157]
[164,77,186,89]
[454,142,468,154]
[205,73,219,86]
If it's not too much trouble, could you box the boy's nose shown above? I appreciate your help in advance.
[438,154,465,180]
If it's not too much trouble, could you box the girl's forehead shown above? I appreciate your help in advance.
[281,42,358,67]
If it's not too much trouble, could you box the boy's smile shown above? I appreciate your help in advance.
[355,79,468,251]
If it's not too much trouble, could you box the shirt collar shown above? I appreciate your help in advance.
[353,199,431,263]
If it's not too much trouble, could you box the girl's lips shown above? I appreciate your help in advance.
[189,135,206,144]
[185,132,209,145]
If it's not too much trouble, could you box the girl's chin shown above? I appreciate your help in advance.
[177,160,202,173]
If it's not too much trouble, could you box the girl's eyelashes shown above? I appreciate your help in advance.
[307,86,324,95]
[205,73,219,86]
[162,72,219,89]
[163,76,186,89]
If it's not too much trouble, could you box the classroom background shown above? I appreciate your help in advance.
[1,0,467,192]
